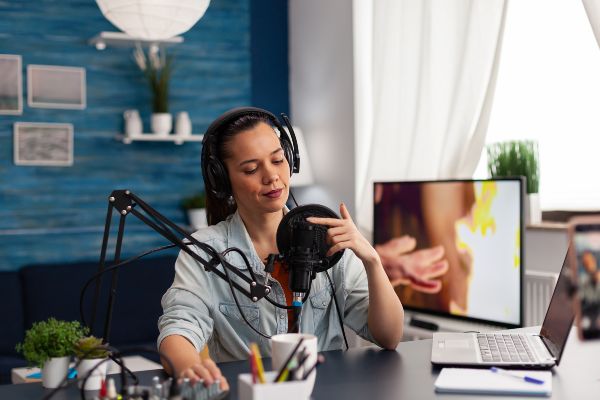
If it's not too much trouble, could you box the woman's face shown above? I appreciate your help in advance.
[223,122,290,216]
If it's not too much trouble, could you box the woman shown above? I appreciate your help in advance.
[158,108,404,390]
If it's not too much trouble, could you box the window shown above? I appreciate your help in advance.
[474,0,600,210]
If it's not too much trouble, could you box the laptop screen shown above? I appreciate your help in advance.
[539,250,574,365]
[374,179,523,327]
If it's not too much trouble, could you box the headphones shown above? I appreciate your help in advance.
[201,107,300,199]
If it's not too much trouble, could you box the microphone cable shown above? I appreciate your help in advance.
[325,270,349,350]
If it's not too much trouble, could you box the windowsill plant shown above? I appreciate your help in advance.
[487,140,541,224]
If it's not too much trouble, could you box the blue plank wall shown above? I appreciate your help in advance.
[0,0,289,271]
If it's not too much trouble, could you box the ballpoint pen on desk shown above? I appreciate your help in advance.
[490,367,545,385]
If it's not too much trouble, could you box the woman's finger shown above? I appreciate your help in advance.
[190,363,214,385]
[329,233,352,246]
[326,225,348,238]
[306,216,344,227]
[339,202,352,220]
[418,260,449,279]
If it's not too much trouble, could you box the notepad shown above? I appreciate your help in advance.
[434,368,552,397]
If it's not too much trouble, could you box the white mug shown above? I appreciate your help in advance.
[270,333,318,383]
[123,109,142,136]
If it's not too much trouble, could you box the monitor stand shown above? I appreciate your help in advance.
[403,311,504,340]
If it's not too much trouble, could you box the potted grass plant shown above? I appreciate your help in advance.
[133,44,173,136]
[182,192,207,230]
[74,336,111,390]
[487,140,541,224]
[15,318,87,388]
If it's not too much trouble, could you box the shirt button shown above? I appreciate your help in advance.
[279,314,285,319]
[322,302,327,307]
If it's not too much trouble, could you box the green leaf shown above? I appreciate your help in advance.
[487,140,540,194]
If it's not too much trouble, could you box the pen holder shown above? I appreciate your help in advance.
[238,371,315,400]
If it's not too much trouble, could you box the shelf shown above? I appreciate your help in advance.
[89,31,183,50]
[116,133,204,145]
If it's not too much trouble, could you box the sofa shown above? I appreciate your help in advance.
[0,255,177,384]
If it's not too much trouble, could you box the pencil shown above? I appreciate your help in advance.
[250,343,266,384]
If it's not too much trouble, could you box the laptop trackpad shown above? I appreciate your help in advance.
[432,334,479,364]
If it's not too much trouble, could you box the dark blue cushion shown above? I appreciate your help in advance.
[19,256,176,348]
[0,271,24,356]
[0,356,27,385]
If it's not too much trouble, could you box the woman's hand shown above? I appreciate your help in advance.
[375,236,448,293]
[307,203,380,267]
[179,357,229,391]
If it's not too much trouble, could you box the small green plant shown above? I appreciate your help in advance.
[487,140,539,194]
[182,192,207,210]
[74,336,111,360]
[15,318,88,367]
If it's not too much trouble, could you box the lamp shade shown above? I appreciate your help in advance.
[95,0,210,40]
[289,127,314,187]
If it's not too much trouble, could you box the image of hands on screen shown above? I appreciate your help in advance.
[374,180,521,326]
[572,230,600,339]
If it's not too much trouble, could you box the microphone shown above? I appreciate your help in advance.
[276,204,345,307]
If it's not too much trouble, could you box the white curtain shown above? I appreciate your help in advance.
[583,0,600,48]
[355,0,508,233]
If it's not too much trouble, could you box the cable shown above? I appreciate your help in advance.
[289,189,299,207]
[325,270,349,350]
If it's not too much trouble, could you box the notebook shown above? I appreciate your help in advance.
[431,249,574,368]
[434,368,552,396]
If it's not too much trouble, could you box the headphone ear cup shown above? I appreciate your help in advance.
[206,155,231,199]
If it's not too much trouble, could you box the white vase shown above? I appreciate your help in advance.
[187,208,207,230]
[151,113,172,136]
[175,111,192,136]
[124,109,143,136]
[77,358,108,390]
[41,356,70,389]
[525,193,542,225]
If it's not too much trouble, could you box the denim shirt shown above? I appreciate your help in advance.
[157,210,376,362]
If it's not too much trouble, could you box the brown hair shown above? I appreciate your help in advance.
[204,112,274,225]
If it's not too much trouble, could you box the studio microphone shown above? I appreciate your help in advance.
[276,204,345,310]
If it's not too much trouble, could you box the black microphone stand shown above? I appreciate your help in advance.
[88,189,276,344]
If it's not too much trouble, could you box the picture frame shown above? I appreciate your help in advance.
[13,122,74,167]
[0,54,23,115]
[27,65,86,109]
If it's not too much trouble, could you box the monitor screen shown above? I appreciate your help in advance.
[373,179,523,327]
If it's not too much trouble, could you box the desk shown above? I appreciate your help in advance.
[1,329,598,399]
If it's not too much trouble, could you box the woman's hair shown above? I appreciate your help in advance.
[205,111,274,226]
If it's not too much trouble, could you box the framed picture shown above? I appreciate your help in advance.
[0,54,22,115]
[13,122,74,166]
[27,65,86,109]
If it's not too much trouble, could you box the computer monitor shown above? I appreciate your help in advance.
[373,178,524,328]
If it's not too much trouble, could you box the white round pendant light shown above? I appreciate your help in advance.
[95,0,211,40]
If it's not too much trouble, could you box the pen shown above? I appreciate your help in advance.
[273,337,305,383]
[490,367,545,385]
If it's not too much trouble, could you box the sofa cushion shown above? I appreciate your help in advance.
[19,255,176,348]
[0,271,24,355]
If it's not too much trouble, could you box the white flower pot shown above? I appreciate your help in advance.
[187,208,207,230]
[41,356,70,389]
[525,193,541,225]
[77,358,108,390]
[151,113,172,136]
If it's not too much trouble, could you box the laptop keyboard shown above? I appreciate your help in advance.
[477,333,536,363]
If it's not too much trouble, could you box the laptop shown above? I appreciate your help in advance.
[431,250,575,369]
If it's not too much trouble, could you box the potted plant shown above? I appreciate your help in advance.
[487,140,541,224]
[15,318,87,388]
[133,44,173,136]
[182,192,207,230]
[74,336,111,390]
